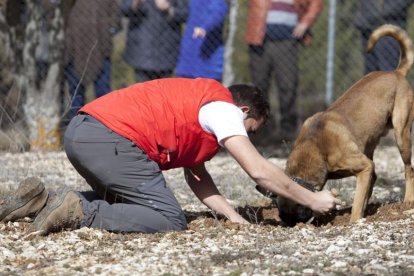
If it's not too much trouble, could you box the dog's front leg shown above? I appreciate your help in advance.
[350,158,376,223]
[404,165,414,202]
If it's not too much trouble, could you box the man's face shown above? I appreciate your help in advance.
[243,115,265,135]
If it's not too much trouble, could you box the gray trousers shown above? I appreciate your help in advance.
[249,39,299,135]
[63,114,187,233]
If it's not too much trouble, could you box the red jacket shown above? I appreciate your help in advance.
[80,78,235,170]
[245,0,323,46]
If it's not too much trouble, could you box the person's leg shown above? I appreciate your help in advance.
[135,69,173,83]
[135,69,151,83]
[272,39,299,139]
[63,114,187,233]
[64,61,86,122]
[248,42,278,144]
[248,44,272,100]
[155,70,173,79]
[94,57,112,98]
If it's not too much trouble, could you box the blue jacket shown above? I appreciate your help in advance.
[121,0,188,71]
[175,0,229,80]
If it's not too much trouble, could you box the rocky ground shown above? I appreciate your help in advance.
[1,138,414,275]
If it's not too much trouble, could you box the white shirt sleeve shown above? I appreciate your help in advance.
[198,101,248,146]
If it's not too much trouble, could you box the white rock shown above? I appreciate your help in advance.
[325,244,341,254]
[303,268,315,274]
[377,240,393,246]
[355,248,371,255]
[1,247,16,259]
[20,246,38,259]
[336,239,351,247]
[332,260,347,268]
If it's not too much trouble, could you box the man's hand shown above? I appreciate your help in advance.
[155,0,171,11]
[310,190,342,215]
[155,0,174,17]
[228,213,249,224]
[192,27,206,38]
[293,22,308,38]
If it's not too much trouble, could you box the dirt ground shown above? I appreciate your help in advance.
[186,200,414,231]
[2,138,414,275]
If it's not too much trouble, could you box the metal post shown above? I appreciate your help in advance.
[223,0,238,86]
[325,0,337,105]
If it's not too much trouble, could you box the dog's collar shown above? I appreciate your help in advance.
[255,185,276,199]
[290,176,316,192]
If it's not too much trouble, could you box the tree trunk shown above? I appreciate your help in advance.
[0,0,71,151]
[20,1,64,150]
[223,0,238,86]
[0,2,18,127]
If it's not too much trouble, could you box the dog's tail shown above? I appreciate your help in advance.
[367,24,414,77]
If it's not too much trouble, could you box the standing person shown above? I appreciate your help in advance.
[121,0,188,82]
[245,0,323,142]
[63,0,121,124]
[0,78,340,234]
[353,0,414,74]
[175,0,229,82]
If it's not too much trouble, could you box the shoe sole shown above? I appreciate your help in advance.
[32,186,73,235]
[0,178,46,221]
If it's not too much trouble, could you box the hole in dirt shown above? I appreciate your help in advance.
[185,201,414,230]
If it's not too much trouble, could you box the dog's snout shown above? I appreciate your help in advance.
[296,205,313,222]
[279,206,313,226]
[277,197,313,226]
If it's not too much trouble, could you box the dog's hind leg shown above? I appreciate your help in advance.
[392,88,414,202]
[394,126,414,202]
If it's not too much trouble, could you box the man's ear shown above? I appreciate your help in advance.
[240,105,250,113]
[240,106,250,120]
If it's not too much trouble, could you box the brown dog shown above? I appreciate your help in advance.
[276,24,414,224]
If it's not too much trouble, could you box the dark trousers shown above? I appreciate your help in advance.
[64,57,112,123]
[134,69,173,83]
[249,39,299,137]
[63,114,187,233]
[360,31,400,74]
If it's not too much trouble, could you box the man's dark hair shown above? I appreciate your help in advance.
[227,84,270,122]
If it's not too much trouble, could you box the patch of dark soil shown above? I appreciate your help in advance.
[185,204,283,231]
[236,204,282,226]
[185,210,217,224]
